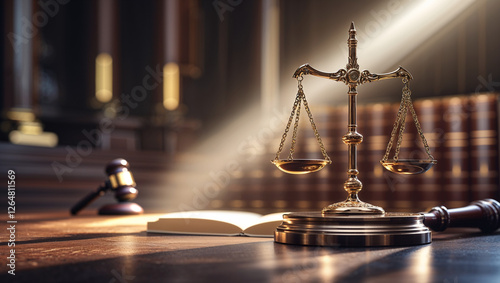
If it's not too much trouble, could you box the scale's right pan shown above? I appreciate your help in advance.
[380,159,437,175]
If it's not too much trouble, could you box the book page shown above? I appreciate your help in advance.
[242,212,287,237]
[147,210,264,236]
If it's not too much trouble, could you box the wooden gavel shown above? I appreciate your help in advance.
[423,198,499,233]
[70,158,143,215]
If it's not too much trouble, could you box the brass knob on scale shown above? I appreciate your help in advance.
[271,22,495,247]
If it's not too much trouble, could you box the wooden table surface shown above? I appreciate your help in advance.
[2,211,500,283]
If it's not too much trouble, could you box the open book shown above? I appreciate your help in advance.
[147,210,287,237]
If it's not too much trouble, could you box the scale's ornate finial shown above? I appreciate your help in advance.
[347,21,359,70]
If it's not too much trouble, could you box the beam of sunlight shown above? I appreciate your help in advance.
[291,0,476,105]
[154,103,289,211]
[152,0,476,212]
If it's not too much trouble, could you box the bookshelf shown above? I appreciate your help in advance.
[217,93,500,213]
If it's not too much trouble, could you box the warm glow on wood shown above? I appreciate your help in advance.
[96,53,113,103]
[480,162,489,177]
[452,164,461,177]
[163,63,180,110]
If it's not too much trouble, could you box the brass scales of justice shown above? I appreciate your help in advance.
[271,22,500,247]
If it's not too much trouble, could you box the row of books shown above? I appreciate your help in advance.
[211,93,499,213]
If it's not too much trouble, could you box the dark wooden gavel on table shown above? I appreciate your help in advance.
[70,158,143,215]
[423,198,500,233]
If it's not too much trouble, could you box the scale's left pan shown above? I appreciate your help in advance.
[272,159,331,174]
[271,159,332,174]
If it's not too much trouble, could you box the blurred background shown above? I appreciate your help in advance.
[1,0,500,214]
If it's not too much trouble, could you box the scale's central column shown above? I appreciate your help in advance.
[322,23,384,214]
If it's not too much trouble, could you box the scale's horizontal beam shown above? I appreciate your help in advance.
[293,64,346,83]
[360,66,413,84]
[293,64,413,85]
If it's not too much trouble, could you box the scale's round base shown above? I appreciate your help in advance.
[274,212,431,247]
[322,199,385,214]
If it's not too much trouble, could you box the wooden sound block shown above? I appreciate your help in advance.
[98,202,144,215]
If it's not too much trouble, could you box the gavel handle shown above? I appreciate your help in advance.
[423,199,500,233]
[70,184,107,215]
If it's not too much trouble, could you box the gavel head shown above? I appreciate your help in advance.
[105,158,138,202]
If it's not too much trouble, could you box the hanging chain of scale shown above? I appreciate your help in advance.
[271,75,332,174]
[272,22,437,215]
